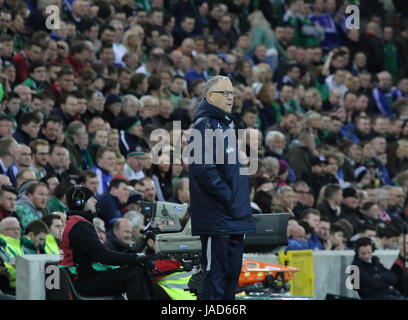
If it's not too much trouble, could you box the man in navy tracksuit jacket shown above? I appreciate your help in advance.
[189,76,256,300]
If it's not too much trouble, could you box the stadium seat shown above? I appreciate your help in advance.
[45,262,125,300]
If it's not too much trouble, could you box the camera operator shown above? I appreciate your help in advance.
[123,210,155,253]
[105,218,134,252]
[104,210,197,300]
[58,185,169,300]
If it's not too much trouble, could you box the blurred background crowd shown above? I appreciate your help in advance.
[0,0,407,298]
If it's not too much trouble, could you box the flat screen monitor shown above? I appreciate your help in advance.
[244,213,290,253]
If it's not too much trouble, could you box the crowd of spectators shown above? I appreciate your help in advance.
[0,0,408,299]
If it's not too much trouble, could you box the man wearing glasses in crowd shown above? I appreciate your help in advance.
[189,76,255,300]
[29,139,50,180]
[292,181,315,218]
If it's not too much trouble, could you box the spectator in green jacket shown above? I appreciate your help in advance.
[383,26,399,84]
[46,181,73,214]
[247,10,285,63]
[22,62,48,94]
[15,182,49,230]
[21,219,49,254]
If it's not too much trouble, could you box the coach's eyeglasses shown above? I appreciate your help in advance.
[210,90,236,98]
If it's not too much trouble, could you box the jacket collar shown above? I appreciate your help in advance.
[66,210,95,223]
[0,234,21,247]
[193,98,232,124]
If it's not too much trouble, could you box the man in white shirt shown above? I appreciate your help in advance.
[110,19,127,65]
[135,52,161,77]
[325,68,348,97]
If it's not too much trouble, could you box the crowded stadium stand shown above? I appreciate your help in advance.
[1,0,408,300]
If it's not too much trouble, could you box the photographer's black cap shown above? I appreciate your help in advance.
[66,185,95,210]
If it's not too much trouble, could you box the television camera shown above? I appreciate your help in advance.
[136,201,292,259]
[138,201,202,266]
[111,201,294,298]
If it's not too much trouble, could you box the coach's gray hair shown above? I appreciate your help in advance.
[204,76,230,95]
